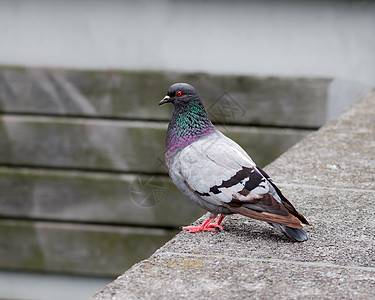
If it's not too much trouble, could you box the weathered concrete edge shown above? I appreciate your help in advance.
[90,90,375,299]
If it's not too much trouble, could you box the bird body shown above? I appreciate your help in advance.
[159,83,309,242]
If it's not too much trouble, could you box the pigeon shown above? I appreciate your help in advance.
[159,83,309,242]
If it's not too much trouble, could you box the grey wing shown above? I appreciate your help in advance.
[178,132,270,205]
[170,132,306,228]
[176,132,306,227]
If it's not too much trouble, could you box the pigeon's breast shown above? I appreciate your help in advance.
[169,132,255,194]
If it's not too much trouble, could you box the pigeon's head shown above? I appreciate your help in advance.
[159,83,200,107]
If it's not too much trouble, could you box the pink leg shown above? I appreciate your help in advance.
[182,215,225,233]
[207,215,225,230]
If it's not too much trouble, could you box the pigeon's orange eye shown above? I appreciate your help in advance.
[176,91,182,97]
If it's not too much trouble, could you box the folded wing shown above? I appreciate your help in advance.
[180,132,307,228]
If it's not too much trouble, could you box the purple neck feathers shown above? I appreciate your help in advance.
[165,101,215,153]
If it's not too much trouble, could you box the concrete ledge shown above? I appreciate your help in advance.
[91,91,375,299]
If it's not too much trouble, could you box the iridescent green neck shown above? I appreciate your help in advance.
[166,100,215,152]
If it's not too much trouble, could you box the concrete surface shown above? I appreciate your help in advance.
[91,91,375,299]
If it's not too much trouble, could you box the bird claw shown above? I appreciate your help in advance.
[182,226,216,233]
[181,215,225,233]
[207,223,223,231]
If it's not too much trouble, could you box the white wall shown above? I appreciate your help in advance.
[0,0,374,115]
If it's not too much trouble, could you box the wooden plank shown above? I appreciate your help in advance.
[0,219,176,276]
[0,67,330,127]
[0,168,204,227]
[0,115,312,173]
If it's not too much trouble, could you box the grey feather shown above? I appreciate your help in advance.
[269,223,309,242]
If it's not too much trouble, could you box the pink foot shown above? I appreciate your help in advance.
[182,225,216,233]
[207,223,223,231]
[182,215,225,233]
[207,215,225,231]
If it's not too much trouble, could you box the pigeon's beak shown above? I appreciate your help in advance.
[159,95,171,105]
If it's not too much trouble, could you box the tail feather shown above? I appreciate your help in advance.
[223,204,303,228]
[269,223,308,242]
